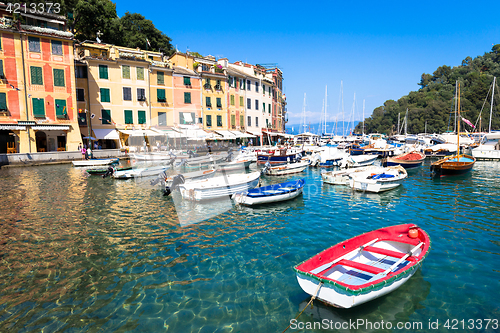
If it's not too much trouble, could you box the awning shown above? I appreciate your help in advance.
[119,129,164,137]
[164,130,184,138]
[182,112,193,122]
[215,130,237,139]
[32,125,70,130]
[247,130,262,137]
[93,128,120,140]
[0,124,26,130]
[176,128,211,140]
[263,131,278,136]
[230,131,255,138]
[278,133,295,138]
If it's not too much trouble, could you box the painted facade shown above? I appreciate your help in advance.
[0,7,81,154]
[226,65,247,132]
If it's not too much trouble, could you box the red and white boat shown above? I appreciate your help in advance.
[294,224,430,308]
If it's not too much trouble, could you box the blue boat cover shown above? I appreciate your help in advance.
[245,179,305,198]
[448,157,474,162]
[372,173,395,180]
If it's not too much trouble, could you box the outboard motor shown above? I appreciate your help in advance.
[102,166,114,178]
[262,160,271,174]
[167,156,176,167]
[225,151,233,162]
[164,174,185,196]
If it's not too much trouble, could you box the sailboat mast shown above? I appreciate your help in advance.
[489,77,496,133]
[397,113,400,134]
[324,85,328,135]
[341,81,344,137]
[457,83,461,154]
[362,99,365,136]
[405,108,408,135]
[301,93,307,134]
[454,80,458,133]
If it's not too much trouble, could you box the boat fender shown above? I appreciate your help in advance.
[409,226,419,239]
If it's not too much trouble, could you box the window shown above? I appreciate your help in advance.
[124,110,133,124]
[51,40,62,55]
[255,99,259,110]
[217,115,222,127]
[101,109,111,124]
[138,110,146,124]
[53,69,65,86]
[206,96,212,107]
[137,67,144,80]
[157,71,164,84]
[269,86,272,95]
[206,115,212,127]
[247,80,251,90]
[269,103,271,114]
[202,64,210,72]
[137,88,146,101]
[180,112,194,125]
[247,115,251,126]
[240,115,244,128]
[262,102,265,113]
[247,98,251,109]
[240,96,244,106]
[215,79,221,90]
[75,66,87,78]
[234,78,238,89]
[184,92,191,104]
[216,97,222,108]
[28,37,40,52]
[204,78,211,89]
[231,114,235,127]
[255,117,259,127]
[266,119,269,127]
[262,84,265,94]
[55,99,66,118]
[158,112,166,126]
[241,78,245,90]
[30,66,43,85]
[183,76,191,85]
[122,87,131,101]
[76,88,85,101]
[99,65,108,79]
[255,82,259,92]
[32,98,44,117]
[122,65,130,79]
[0,92,6,111]
[100,88,110,102]
[157,89,166,102]
[230,95,235,105]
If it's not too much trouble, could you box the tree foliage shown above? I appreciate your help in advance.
[357,45,500,135]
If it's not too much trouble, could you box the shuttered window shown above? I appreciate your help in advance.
[157,71,164,84]
[138,110,146,124]
[216,97,222,108]
[55,99,66,118]
[240,115,244,127]
[137,88,146,101]
[30,66,43,85]
[0,60,3,78]
[206,96,211,107]
[240,96,243,106]
[183,76,191,85]
[123,87,131,101]
[137,67,144,80]
[184,92,191,104]
[101,109,111,124]
[51,40,63,55]
[230,95,235,105]
[124,110,133,124]
[217,115,222,127]
[76,88,85,101]
[100,88,110,102]
[206,115,212,127]
[269,104,271,114]
[247,116,251,126]
[157,89,166,102]
[53,69,65,86]
[231,115,235,126]
[0,93,6,111]
[33,98,45,117]
[28,37,40,52]
[263,103,265,113]
[255,99,259,110]
[99,65,108,79]
[122,65,130,79]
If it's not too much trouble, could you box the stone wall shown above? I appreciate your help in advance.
[0,149,126,167]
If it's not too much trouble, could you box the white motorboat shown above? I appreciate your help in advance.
[322,165,380,186]
[132,153,175,161]
[178,171,261,201]
[232,178,305,206]
[471,132,500,160]
[113,165,170,179]
[72,158,118,167]
[264,160,310,176]
[349,165,407,193]
[338,154,378,168]
[216,160,252,171]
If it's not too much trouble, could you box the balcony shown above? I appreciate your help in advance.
[215,85,222,91]
[157,98,166,103]
[138,97,146,101]
[204,84,212,90]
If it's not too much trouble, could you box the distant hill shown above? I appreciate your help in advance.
[357,44,500,135]
[286,121,361,135]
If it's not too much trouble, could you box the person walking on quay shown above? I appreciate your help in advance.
[87,147,93,159]
[81,145,86,160]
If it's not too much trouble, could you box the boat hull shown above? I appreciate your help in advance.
[232,179,305,206]
[430,154,475,177]
[386,152,425,169]
[349,165,408,193]
[265,161,309,176]
[72,159,118,167]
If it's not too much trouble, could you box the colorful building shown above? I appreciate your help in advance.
[0,6,81,153]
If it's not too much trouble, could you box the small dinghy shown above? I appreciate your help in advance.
[385,151,425,169]
[232,178,305,206]
[322,165,380,186]
[264,160,310,176]
[112,165,170,179]
[349,165,407,193]
[294,224,430,308]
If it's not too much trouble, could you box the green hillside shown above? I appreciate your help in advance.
[357,45,500,135]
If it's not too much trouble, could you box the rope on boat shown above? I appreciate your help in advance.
[281,282,323,333]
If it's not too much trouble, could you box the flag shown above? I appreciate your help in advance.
[461,117,476,129]
[146,38,151,47]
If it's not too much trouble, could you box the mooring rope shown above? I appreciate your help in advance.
[281,282,323,333]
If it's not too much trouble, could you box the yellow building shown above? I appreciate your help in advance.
[0,7,81,153]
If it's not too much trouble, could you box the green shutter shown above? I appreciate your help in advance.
[216,97,222,107]
[184,76,191,85]
[231,115,235,126]
[32,98,45,117]
[99,65,108,79]
[0,93,6,111]
[240,115,244,127]
[157,89,165,102]
[0,60,3,78]
[230,95,234,105]
[206,115,212,127]
[240,96,243,106]
[157,71,164,84]
[263,103,265,112]
[122,65,130,79]
[124,110,133,124]
[53,69,65,86]
[206,96,211,107]
[184,92,191,104]
[138,110,146,124]
[101,109,111,124]
[55,99,66,118]
[31,66,43,85]
[217,115,222,127]
[100,88,110,102]
[269,104,271,113]
[137,67,144,80]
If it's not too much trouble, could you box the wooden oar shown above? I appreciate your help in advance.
[369,242,424,281]
[310,238,379,274]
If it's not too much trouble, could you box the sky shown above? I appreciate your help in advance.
[116,0,500,132]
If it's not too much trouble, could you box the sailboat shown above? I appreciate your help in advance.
[430,83,476,177]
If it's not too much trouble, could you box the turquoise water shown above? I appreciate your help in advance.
[0,160,499,332]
